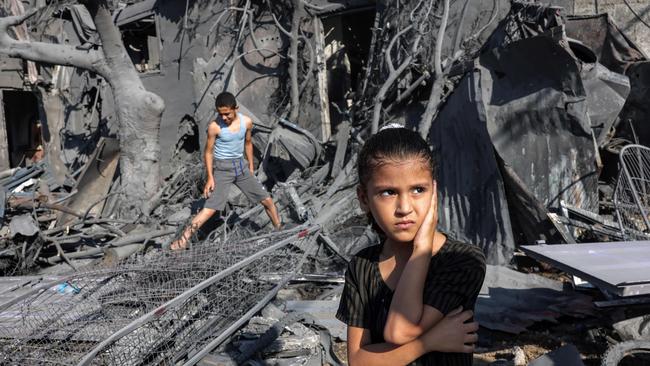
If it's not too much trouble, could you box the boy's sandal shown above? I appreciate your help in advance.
[170,240,188,251]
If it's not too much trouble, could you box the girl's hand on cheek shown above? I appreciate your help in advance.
[413,184,438,253]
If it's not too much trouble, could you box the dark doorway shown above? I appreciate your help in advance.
[2,90,41,168]
[120,15,161,73]
[322,6,375,131]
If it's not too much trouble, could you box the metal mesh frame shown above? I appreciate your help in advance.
[0,226,318,365]
[614,144,650,240]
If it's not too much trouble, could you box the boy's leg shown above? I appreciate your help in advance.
[260,197,282,229]
[234,162,282,229]
[171,207,216,250]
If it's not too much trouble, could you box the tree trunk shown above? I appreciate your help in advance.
[0,1,165,217]
[76,2,165,216]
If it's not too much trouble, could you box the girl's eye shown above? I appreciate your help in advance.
[412,187,426,194]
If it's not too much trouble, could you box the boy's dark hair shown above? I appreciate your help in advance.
[215,92,237,109]
[357,127,437,188]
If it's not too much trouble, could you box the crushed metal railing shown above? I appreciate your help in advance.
[614,144,650,240]
[0,225,319,365]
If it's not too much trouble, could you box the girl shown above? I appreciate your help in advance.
[336,127,486,365]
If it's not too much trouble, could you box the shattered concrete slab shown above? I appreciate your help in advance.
[284,300,346,341]
[476,265,594,334]
[613,314,650,341]
[8,214,39,238]
[527,344,585,366]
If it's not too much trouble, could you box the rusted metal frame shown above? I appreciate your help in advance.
[619,145,650,234]
[614,170,629,238]
[183,232,319,365]
[76,225,320,366]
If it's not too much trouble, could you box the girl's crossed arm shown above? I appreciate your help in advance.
[347,308,478,366]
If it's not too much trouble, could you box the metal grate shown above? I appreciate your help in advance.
[0,225,319,365]
[614,144,650,240]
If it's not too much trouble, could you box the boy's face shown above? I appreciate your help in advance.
[217,106,238,124]
[357,158,435,245]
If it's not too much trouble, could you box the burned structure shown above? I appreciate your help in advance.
[1,0,650,364]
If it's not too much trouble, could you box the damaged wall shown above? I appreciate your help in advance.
[114,0,204,178]
[575,0,650,56]
[110,0,327,177]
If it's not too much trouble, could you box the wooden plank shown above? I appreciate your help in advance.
[0,90,10,171]
[56,137,119,225]
[313,18,332,142]
[147,35,160,71]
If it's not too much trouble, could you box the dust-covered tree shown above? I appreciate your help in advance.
[0,0,164,217]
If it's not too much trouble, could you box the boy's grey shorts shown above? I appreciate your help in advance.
[204,158,270,211]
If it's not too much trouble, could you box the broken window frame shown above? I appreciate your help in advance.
[118,14,162,75]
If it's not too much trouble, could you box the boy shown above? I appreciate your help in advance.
[171,92,282,250]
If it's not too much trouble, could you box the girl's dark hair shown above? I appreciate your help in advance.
[215,92,237,109]
[357,127,437,188]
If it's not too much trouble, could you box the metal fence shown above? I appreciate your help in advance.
[0,225,319,365]
[614,144,650,240]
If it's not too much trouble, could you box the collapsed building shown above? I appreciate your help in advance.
[1,0,650,364]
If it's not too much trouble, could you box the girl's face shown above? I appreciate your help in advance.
[357,157,435,245]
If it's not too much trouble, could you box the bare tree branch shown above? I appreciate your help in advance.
[369,0,434,133]
[371,54,413,134]
[385,24,414,74]
[419,0,450,138]
[434,0,450,77]
[288,0,304,122]
[299,32,314,94]
[0,7,108,77]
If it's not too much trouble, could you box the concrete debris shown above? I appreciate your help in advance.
[8,214,39,238]
[612,315,650,341]
[284,300,347,341]
[476,265,594,334]
[527,344,585,366]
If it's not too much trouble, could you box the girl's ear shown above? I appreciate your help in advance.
[356,185,369,212]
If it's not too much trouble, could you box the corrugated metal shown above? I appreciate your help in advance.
[522,241,650,296]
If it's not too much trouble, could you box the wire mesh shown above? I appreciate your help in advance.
[614,144,650,240]
[0,226,318,365]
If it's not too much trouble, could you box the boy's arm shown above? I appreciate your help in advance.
[348,309,478,366]
[243,117,255,173]
[203,122,219,197]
